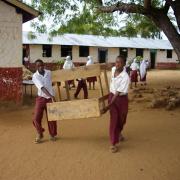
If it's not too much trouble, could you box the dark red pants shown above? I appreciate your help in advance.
[74,80,88,99]
[33,97,57,137]
[130,70,138,82]
[108,93,128,145]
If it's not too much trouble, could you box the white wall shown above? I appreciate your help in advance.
[156,50,178,63]
[28,44,178,65]
[0,1,22,67]
[127,48,136,62]
[108,48,119,63]
[29,45,61,63]
[30,45,99,63]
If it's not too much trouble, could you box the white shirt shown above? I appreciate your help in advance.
[32,69,54,99]
[130,62,139,71]
[86,59,93,66]
[110,67,130,94]
[63,60,74,69]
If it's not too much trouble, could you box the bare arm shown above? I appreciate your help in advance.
[102,92,119,113]
[41,87,56,102]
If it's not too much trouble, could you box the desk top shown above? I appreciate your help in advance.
[23,80,34,85]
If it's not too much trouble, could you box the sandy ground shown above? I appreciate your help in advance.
[0,69,180,180]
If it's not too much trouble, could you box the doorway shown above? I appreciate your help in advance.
[98,48,108,63]
[150,49,157,69]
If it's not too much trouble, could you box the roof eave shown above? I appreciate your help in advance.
[3,0,40,23]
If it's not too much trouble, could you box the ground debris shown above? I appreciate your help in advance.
[131,86,180,110]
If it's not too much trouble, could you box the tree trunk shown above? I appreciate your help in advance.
[98,2,180,61]
[150,10,180,61]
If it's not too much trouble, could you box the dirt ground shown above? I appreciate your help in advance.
[0,69,180,180]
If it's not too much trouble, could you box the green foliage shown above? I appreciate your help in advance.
[28,0,170,39]
[57,59,65,65]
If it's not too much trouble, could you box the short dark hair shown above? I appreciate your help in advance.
[116,55,126,64]
[35,59,44,64]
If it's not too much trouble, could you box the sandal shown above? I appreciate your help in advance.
[110,145,118,153]
[34,134,43,144]
[119,134,125,142]
[50,136,57,141]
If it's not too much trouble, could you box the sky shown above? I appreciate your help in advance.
[22,0,168,39]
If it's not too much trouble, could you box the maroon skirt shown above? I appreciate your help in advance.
[68,80,74,85]
[140,73,146,82]
[130,70,138,82]
[87,76,97,83]
[108,93,128,145]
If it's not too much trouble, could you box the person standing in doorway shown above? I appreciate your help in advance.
[32,59,57,143]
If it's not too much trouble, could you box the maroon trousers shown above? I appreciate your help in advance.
[74,79,88,99]
[33,97,57,137]
[130,70,138,82]
[108,93,128,145]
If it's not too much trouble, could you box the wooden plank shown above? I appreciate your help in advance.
[56,82,61,101]
[103,70,110,93]
[65,81,70,100]
[97,75,105,108]
[98,94,109,102]
[52,64,101,82]
[47,98,101,121]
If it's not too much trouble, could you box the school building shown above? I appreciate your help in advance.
[0,0,39,103]
[23,32,179,69]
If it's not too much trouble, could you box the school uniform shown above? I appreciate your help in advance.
[109,67,130,145]
[86,58,97,83]
[140,60,149,82]
[74,79,88,99]
[63,58,75,86]
[130,61,139,82]
[32,70,57,137]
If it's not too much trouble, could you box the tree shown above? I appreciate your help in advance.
[29,0,180,60]
[98,0,180,60]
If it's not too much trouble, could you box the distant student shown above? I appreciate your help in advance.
[32,59,57,143]
[124,60,131,76]
[86,56,97,90]
[63,56,75,89]
[74,64,88,99]
[103,55,130,153]
[140,59,149,86]
[130,59,139,88]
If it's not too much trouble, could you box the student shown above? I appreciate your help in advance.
[63,56,75,89]
[130,58,139,88]
[86,56,97,90]
[32,59,57,143]
[103,55,130,153]
[140,59,149,86]
[124,60,131,76]
[74,64,88,99]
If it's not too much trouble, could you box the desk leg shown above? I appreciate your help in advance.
[30,85,33,98]
[24,84,27,94]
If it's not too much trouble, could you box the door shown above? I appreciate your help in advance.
[98,48,108,63]
[150,49,157,69]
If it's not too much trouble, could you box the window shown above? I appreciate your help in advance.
[42,45,52,57]
[136,48,144,57]
[167,50,172,58]
[79,46,89,57]
[61,45,72,57]
[119,48,128,58]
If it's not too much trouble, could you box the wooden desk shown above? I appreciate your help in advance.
[23,80,34,97]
